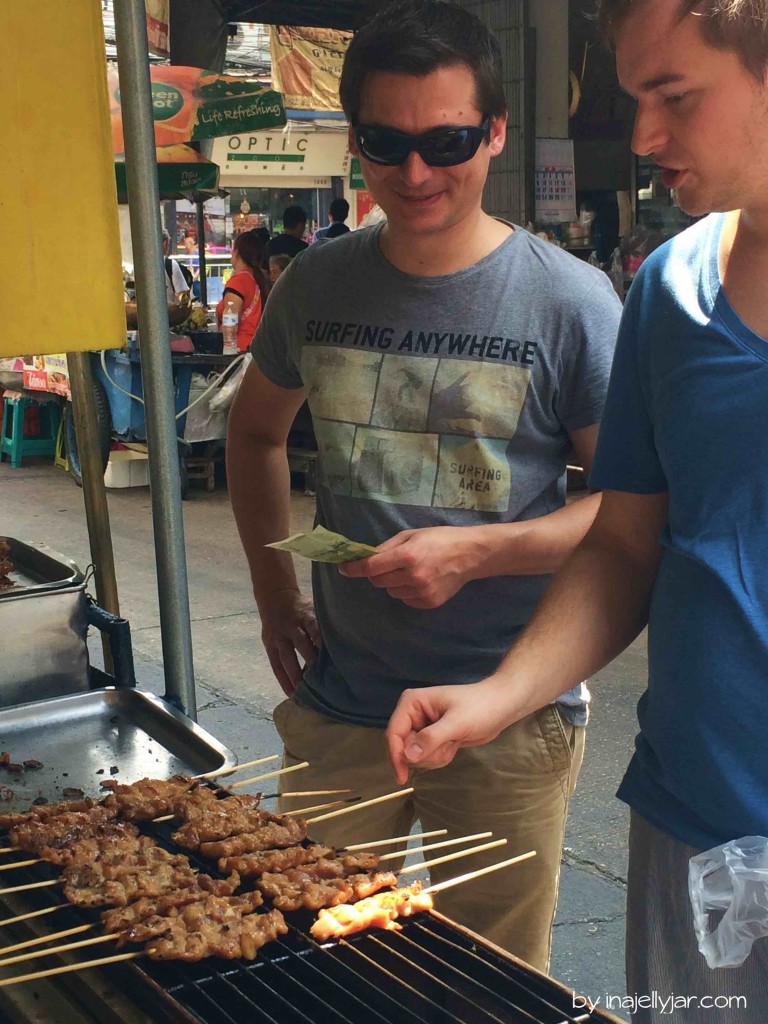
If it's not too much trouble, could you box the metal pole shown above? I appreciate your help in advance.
[113,0,197,719]
[195,200,208,306]
[66,351,119,675]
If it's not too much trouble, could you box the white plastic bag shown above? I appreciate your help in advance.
[689,836,768,968]
[209,353,250,413]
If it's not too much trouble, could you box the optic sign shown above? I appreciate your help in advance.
[212,130,350,177]
[108,67,286,154]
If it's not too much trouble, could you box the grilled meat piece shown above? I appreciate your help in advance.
[170,794,269,848]
[9,805,118,854]
[263,870,398,913]
[101,875,248,932]
[217,843,334,878]
[198,817,307,859]
[310,884,434,941]
[99,775,220,822]
[0,539,14,585]
[119,891,265,945]
[62,838,239,908]
[143,907,288,962]
[39,822,140,867]
[0,797,102,829]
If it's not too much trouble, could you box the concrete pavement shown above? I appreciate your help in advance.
[0,458,646,1017]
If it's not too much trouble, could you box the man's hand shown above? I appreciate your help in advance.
[338,526,482,609]
[385,678,513,784]
[258,589,321,696]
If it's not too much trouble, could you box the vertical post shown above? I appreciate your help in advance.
[66,351,119,675]
[196,200,208,307]
[113,0,197,719]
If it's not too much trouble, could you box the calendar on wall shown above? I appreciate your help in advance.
[535,139,577,223]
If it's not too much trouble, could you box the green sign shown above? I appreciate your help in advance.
[115,153,219,202]
[349,157,365,190]
[191,86,286,140]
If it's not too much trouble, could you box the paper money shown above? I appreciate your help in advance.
[265,525,379,563]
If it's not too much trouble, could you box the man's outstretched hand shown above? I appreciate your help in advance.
[385,679,512,784]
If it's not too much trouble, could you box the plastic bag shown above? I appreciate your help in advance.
[209,353,250,413]
[689,836,768,968]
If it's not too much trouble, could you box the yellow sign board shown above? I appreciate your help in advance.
[270,26,352,112]
[0,1,125,358]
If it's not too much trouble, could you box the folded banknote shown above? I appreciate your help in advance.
[265,525,379,563]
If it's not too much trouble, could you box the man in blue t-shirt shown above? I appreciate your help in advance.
[387,1,768,1018]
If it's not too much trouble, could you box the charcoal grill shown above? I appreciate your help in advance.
[0,819,623,1024]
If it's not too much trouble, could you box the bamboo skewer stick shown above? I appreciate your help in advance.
[399,837,507,874]
[377,832,493,862]
[0,858,42,873]
[196,755,280,780]
[276,790,352,799]
[423,849,537,894]
[0,905,65,928]
[0,950,141,988]
[0,931,120,970]
[0,879,58,896]
[341,829,446,852]
[307,787,414,824]
[225,761,310,790]
[0,924,92,958]
[280,798,356,817]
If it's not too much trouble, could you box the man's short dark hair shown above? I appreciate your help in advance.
[598,0,768,79]
[329,198,350,222]
[283,205,307,230]
[339,0,508,125]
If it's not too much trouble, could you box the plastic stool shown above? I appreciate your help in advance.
[0,396,61,468]
[54,412,69,472]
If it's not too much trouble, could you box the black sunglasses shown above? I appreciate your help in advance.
[354,118,491,167]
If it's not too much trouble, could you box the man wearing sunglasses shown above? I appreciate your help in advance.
[227,0,621,969]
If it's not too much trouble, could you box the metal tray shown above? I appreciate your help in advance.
[0,536,84,599]
[0,688,235,812]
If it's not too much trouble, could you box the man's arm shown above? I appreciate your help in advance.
[226,363,320,694]
[339,423,603,609]
[386,488,668,782]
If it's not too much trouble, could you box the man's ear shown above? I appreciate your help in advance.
[488,113,508,157]
[348,123,360,157]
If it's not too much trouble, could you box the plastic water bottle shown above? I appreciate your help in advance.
[222,300,238,354]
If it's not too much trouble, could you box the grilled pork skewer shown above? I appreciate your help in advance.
[310,883,434,940]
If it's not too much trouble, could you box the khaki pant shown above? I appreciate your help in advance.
[273,698,584,972]
[626,811,768,1023]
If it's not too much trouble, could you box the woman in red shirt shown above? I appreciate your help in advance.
[216,232,271,352]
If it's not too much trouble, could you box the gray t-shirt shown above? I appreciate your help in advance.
[252,224,622,727]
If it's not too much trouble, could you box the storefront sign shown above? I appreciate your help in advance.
[270,26,352,112]
[145,0,169,57]
[109,67,286,154]
[535,138,577,223]
[22,355,70,398]
[349,157,365,190]
[212,130,349,178]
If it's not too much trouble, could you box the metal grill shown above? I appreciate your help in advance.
[0,825,621,1024]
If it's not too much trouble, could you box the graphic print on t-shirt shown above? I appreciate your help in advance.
[301,345,531,512]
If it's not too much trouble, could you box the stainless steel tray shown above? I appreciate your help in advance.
[0,688,235,812]
[0,537,84,599]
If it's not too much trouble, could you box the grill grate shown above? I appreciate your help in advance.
[0,820,618,1024]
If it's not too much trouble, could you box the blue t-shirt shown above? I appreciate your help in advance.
[591,214,768,850]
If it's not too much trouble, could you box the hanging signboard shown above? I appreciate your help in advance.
[349,157,365,190]
[145,0,169,57]
[270,25,352,112]
[108,67,286,154]
[534,138,577,223]
[212,129,348,179]
[115,145,220,201]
